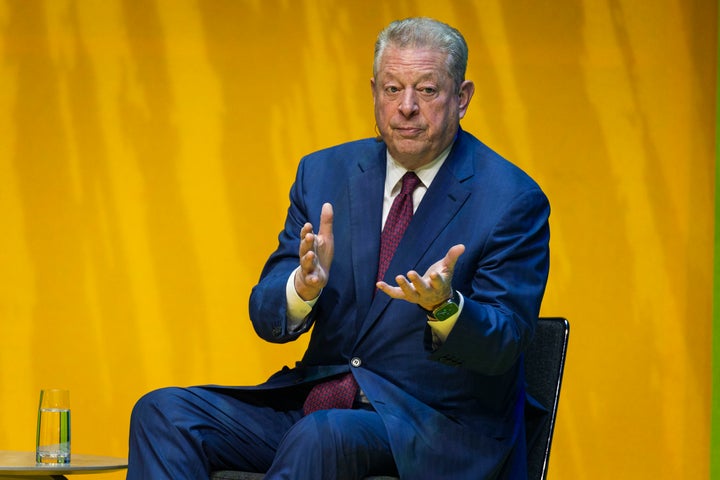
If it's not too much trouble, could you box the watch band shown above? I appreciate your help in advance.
[423,290,461,321]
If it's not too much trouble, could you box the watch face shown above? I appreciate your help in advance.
[433,302,459,321]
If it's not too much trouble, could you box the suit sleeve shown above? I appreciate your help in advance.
[248,158,317,343]
[429,187,550,375]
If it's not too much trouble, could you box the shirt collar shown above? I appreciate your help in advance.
[384,142,454,195]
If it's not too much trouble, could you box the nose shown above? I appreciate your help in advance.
[398,89,419,117]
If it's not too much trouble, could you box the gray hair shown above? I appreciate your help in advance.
[373,17,469,90]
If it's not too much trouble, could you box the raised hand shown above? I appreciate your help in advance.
[294,203,334,301]
[376,244,465,311]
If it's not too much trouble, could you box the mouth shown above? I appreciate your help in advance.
[393,126,424,137]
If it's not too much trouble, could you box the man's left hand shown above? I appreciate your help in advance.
[376,244,465,311]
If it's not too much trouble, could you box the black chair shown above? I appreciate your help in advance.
[524,317,569,480]
[211,317,569,480]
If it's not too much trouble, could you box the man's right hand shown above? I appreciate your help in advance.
[294,203,334,301]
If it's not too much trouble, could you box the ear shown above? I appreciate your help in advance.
[457,80,475,119]
[370,77,377,105]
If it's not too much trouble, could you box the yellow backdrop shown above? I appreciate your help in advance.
[0,1,714,478]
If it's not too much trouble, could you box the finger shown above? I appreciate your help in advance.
[300,223,314,245]
[427,271,445,290]
[406,270,431,293]
[299,250,317,273]
[299,233,314,257]
[376,281,403,299]
[444,244,466,270]
[299,223,315,255]
[318,203,334,238]
[395,275,418,298]
[300,222,314,237]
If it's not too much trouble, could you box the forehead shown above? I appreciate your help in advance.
[376,46,450,80]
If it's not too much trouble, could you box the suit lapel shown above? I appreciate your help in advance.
[355,134,475,345]
[348,146,386,321]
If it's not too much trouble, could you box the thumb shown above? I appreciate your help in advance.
[445,244,465,270]
[318,203,334,237]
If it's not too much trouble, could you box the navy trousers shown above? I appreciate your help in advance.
[126,386,398,480]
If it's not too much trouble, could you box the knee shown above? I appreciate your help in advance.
[272,411,392,478]
[130,387,187,429]
[283,410,352,451]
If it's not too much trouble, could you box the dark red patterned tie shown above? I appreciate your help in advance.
[377,171,422,282]
[303,172,421,416]
[303,373,359,415]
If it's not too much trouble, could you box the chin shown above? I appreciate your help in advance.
[390,143,431,162]
[393,154,433,170]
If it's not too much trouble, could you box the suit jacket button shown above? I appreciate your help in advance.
[350,357,362,368]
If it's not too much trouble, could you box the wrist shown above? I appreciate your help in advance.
[293,270,321,302]
[421,290,461,321]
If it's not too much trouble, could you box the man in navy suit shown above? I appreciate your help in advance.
[127,17,549,479]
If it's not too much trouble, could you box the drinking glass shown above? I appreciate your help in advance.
[36,389,71,464]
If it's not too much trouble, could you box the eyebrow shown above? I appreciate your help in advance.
[380,71,440,84]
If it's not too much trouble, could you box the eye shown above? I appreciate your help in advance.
[419,86,437,96]
[385,85,400,95]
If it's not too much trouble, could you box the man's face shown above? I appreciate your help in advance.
[371,46,474,170]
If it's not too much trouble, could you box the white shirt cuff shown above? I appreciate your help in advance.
[286,267,319,332]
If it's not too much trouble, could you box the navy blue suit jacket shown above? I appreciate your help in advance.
[248,129,550,479]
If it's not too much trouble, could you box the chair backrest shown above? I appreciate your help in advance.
[524,317,570,480]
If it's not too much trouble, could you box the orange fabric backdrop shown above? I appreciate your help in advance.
[0,1,714,478]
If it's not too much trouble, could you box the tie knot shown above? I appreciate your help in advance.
[400,171,421,195]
